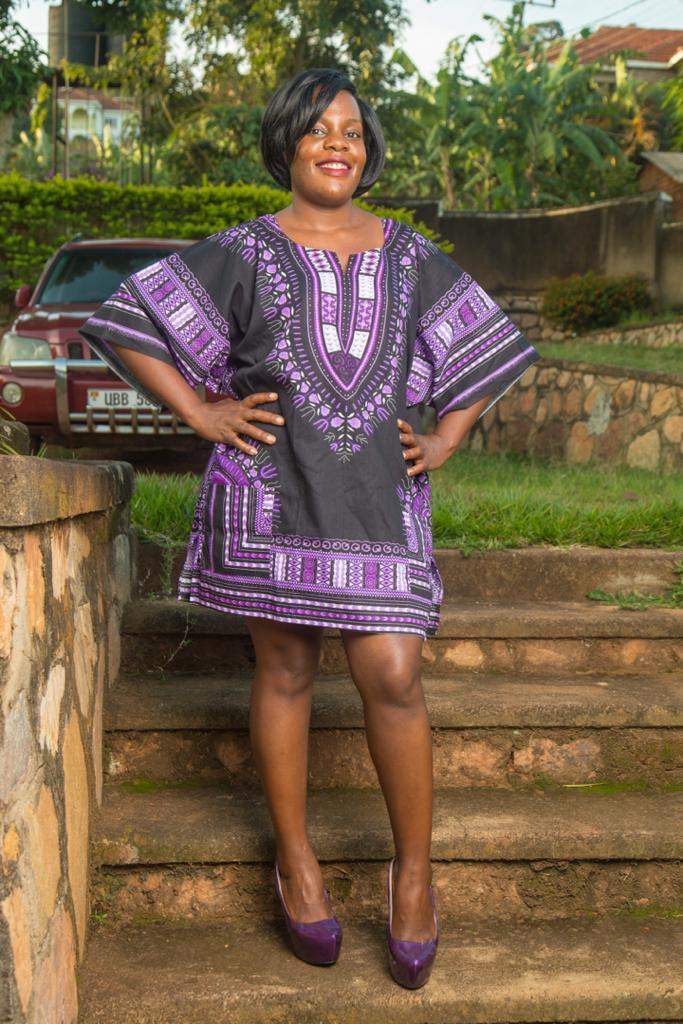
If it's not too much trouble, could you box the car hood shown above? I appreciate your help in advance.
[8,305,99,333]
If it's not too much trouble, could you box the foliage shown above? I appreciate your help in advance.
[4,0,677,209]
[541,270,654,334]
[0,173,449,304]
[0,7,47,117]
[185,0,410,100]
[662,70,683,151]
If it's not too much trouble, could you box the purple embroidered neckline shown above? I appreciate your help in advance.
[260,212,394,271]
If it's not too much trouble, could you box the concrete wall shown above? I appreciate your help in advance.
[0,455,135,1023]
[660,222,683,311]
[372,192,680,305]
[465,360,683,474]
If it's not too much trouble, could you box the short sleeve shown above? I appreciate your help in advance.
[406,237,542,421]
[78,237,241,409]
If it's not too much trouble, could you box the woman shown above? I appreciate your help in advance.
[79,67,541,989]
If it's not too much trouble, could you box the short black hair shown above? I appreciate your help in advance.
[260,68,385,199]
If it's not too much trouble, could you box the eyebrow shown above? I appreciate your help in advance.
[316,115,362,125]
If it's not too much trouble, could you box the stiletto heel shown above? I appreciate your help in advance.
[386,856,439,988]
[275,861,343,965]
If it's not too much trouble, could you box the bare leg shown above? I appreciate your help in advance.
[245,616,332,923]
[341,630,435,941]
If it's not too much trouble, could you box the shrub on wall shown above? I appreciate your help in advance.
[541,270,654,334]
[0,172,449,307]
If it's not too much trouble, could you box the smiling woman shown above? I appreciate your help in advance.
[77,65,541,988]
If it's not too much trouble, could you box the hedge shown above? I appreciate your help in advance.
[541,268,654,334]
[0,173,451,305]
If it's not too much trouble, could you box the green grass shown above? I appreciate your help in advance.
[132,471,202,545]
[539,340,683,376]
[131,450,683,554]
[430,449,683,551]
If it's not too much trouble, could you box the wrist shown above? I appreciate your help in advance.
[431,429,459,456]
[181,399,209,431]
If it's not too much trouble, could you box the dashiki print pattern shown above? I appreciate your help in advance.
[79,213,541,638]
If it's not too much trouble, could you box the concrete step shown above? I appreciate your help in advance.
[120,598,683,676]
[136,539,683,602]
[91,784,683,923]
[104,671,683,789]
[78,916,683,1023]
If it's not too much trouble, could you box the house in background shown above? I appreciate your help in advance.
[546,24,683,85]
[637,152,683,222]
[56,86,136,147]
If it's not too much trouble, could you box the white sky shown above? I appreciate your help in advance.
[10,0,683,82]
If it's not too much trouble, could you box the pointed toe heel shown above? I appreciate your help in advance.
[386,856,439,989]
[275,861,343,965]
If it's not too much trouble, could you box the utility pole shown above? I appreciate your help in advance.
[63,0,69,179]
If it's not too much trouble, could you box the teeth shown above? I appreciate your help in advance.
[320,162,348,169]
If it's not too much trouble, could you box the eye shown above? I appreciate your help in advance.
[310,126,362,138]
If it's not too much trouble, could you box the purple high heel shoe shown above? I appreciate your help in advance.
[386,856,439,989]
[275,861,343,965]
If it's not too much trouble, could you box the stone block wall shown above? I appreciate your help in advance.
[556,319,683,349]
[468,361,683,474]
[0,456,135,1023]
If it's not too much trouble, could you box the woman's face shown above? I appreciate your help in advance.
[288,88,367,205]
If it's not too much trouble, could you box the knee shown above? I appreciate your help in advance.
[255,649,318,700]
[364,659,423,710]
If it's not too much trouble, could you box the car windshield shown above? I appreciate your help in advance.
[34,247,181,304]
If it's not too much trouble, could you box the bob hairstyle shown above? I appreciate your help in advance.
[260,68,385,199]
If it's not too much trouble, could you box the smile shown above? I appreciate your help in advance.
[317,161,351,174]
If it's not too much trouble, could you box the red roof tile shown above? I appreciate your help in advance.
[546,24,683,65]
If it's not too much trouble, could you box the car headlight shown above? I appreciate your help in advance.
[2,382,23,404]
[0,333,52,364]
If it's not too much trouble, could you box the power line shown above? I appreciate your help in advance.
[566,0,648,34]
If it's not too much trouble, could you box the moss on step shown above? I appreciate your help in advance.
[116,777,228,794]
[620,904,683,919]
[529,774,683,794]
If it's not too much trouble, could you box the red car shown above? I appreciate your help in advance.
[0,235,212,452]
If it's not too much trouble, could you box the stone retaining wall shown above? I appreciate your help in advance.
[0,456,135,1023]
[497,296,682,348]
[469,360,683,473]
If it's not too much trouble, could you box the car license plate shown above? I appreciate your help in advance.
[87,388,156,410]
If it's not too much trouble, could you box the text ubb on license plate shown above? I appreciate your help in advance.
[87,388,156,410]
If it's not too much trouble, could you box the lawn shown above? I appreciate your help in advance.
[132,449,683,553]
[540,340,683,376]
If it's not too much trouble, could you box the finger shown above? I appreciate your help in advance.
[396,418,411,430]
[402,446,423,460]
[242,425,277,444]
[226,433,258,455]
[244,408,285,425]
[407,460,426,475]
[398,431,415,444]
[244,389,278,405]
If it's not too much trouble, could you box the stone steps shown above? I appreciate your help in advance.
[81,544,683,1021]
[104,671,683,789]
[120,598,683,675]
[91,783,683,923]
[77,916,683,1023]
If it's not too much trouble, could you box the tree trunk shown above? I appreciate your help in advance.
[0,111,16,172]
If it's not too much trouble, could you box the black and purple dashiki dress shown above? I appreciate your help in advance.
[79,213,541,638]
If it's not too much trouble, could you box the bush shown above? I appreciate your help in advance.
[541,269,654,335]
[0,173,451,307]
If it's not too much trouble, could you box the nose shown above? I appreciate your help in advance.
[324,131,349,151]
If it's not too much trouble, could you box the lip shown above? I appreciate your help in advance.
[316,158,352,175]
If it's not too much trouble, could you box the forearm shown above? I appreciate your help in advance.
[108,343,207,430]
[431,393,494,455]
